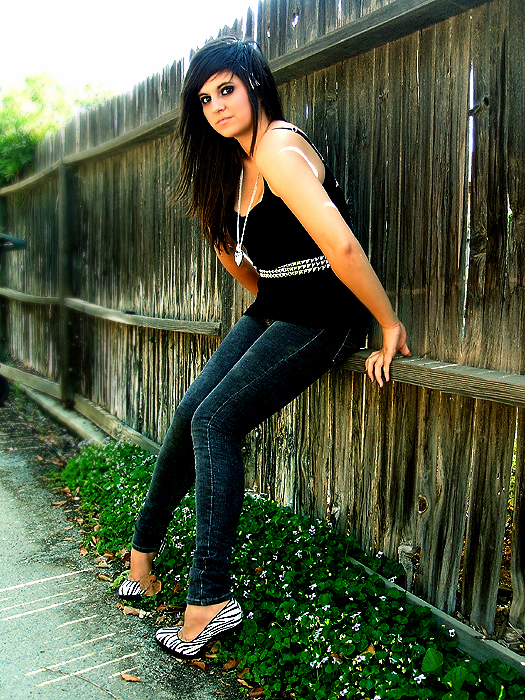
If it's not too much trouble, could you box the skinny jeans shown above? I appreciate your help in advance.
[131,315,361,606]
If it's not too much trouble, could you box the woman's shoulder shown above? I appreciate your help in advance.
[255,122,325,179]
[257,121,312,150]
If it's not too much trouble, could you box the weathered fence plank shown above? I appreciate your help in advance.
[461,401,516,635]
[511,410,525,630]
[507,0,525,632]
[414,392,475,613]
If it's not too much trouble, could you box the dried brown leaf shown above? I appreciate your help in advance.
[223,658,241,671]
[97,573,112,582]
[51,500,67,507]
[139,573,162,597]
[249,688,265,698]
[79,547,88,556]
[122,605,141,616]
[189,660,206,670]
[364,644,375,655]
[237,679,252,688]
[120,672,141,682]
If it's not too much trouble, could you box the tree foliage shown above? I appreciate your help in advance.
[0,74,111,187]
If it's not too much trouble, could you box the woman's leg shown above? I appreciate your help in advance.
[185,321,359,613]
[126,316,269,580]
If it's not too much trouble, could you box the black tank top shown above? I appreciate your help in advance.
[225,128,371,331]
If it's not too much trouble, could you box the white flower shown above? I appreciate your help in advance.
[376,551,384,558]
[295,551,303,558]
[352,623,361,631]
[309,526,316,535]
[414,674,426,684]
[449,629,456,637]
[247,612,254,619]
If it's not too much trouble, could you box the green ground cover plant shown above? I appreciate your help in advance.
[59,440,525,700]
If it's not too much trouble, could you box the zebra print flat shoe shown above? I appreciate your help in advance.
[117,539,166,601]
[155,598,243,658]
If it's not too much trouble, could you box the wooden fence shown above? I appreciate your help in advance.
[1,0,524,646]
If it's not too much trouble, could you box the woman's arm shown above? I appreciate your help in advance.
[215,241,259,296]
[255,129,411,385]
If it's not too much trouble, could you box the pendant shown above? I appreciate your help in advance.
[234,246,243,266]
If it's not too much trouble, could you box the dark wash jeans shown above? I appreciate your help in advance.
[132,315,362,606]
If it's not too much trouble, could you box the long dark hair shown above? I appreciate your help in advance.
[175,37,284,252]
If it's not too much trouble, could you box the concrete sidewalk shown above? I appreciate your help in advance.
[0,393,244,700]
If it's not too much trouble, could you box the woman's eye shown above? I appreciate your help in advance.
[221,85,234,96]
[200,95,211,105]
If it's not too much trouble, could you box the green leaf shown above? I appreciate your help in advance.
[443,691,469,700]
[422,647,444,674]
[444,666,469,690]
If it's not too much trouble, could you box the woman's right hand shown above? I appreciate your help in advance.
[365,321,411,387]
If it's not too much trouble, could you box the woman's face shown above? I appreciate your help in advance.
[198,72,254,143]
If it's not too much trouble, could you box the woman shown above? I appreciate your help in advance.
[118,37,411,658]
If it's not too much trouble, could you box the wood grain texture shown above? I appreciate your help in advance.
[506,0,525,632]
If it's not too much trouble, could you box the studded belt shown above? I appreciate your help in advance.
[258,255,331,279]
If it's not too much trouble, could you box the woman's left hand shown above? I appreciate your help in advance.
[365,322,411,387]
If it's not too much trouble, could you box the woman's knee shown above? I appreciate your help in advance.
[190,398,235,443]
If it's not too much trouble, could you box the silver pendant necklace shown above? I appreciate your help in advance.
[235,168,260,266]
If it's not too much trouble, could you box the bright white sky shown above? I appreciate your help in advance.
[0,0,256,96]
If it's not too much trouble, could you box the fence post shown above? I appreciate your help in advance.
[0,197,8,364]
[58,164,77,408]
